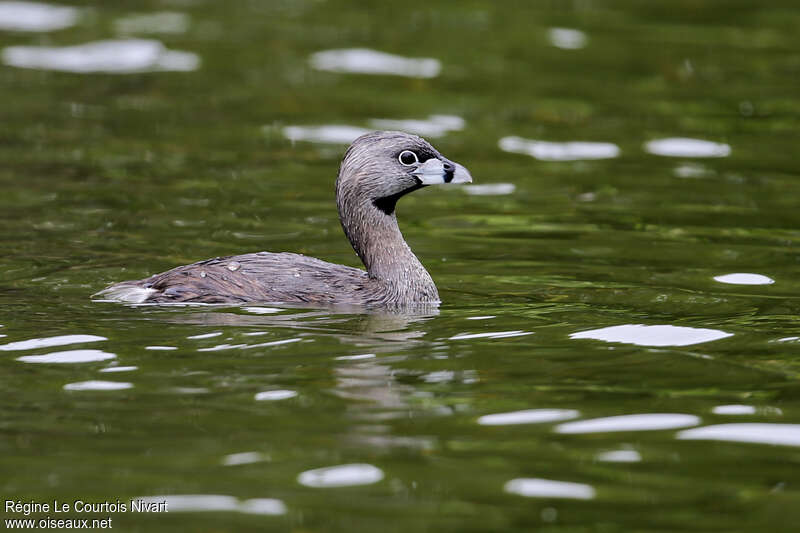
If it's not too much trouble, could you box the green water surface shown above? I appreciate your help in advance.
[2,1,800,531]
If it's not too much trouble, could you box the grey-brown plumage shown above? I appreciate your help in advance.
[94,131,472,308]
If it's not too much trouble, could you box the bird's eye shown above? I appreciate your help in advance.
[398,150,419,166]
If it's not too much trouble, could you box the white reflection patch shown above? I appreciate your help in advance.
[99,365,138,373]
[478,409,580,426]
[255,390,297,401]
[712,404,756,415]
[135,495,286,515]
[0,1,80,32]
[644,137,731,158]
[222,451,269,466]
[281,125,371,144]
[499,136,620,161]
[674,162,712,178]
[464,183,516,196]
[0,334,106,351]
[63,380,133,391]
[595,449,642,463]
[16,349,115,364]
[547,27,588,49]
[145,345,177,351]
[555,413,700,434]
[114,11,189,35]
[297,463,384,488]
[310,48,440,78]
[242,306,283,315]
[713,273,774,285]
[335,353,376,361]
[186,332,222,340]
[2,39,200,73]
[569,324,732,347]
[504,478,595,500]
[677,423,800,447]
[449,330,532,340]
[369,114,464,138]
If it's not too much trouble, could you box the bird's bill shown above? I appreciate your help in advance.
[412,158,473,185]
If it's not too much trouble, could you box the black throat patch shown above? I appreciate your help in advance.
[373,184,425,215]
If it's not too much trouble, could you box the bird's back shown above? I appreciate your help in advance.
[95,252,372,305]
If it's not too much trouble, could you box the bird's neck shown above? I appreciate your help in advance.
[337,194,439,303]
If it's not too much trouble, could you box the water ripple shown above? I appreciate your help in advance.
[222,452,269,466]
[99,365,138,373]
[499,136,620,161]
[16,349,115,364]
[310,48,440,78]
[186,332,222,340]
[0,334,106,351]
[135,495,286,515]
[369,114,464,137]
[555,413,700,434]
[2,39,200,73]
[547,27,588,49]
[712,404,757,415]
[644,137,731,158]
[478,409,580,426]
[713,273,774,285]
[464,183,516,196]
[254,390,297,401]
[677,423,800,447]
[63,380,133,391]
[282,125,371,144]
[449,330,532,340]
[297,463,384,488]
[504,478,595,500]
[595,449,642,463]
[569,324,732,347]
[0,1,80,32]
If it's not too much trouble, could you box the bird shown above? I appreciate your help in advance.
[93,131,472,309]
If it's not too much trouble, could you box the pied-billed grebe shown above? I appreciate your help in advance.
[94,131,472,307]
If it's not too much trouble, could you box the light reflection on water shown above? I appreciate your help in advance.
[297,463,385,488]
[135,495,286,515]
[498,136,620,161]
[281,115,465,144]
[569,324,733,347]
[63,380,133,391]
[595,449,642,463]
[0,1,80,32]
[16,349,115,363]
[555,414,701,434]
[254,389,298,401]
[477,409,580,426]
[369,114,465,137]
[463,183,515,196]
[2,39,200,73]
[677,424,800,447]
[713,273,775,285]
[504,478,596,500]
[547,27,588,50]
[309,48,441,78]
[0,334,106,351]
[644,137,731,158]
[221,451,269,466]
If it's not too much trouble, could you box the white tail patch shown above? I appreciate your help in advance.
[93,284,156,303]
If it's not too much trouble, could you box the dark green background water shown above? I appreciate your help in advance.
[3,1,800,531]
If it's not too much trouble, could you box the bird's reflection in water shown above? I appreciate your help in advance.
[160,303,438,348]
[161,303,444,450]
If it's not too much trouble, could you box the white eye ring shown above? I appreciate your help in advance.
[398,150,419,166]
